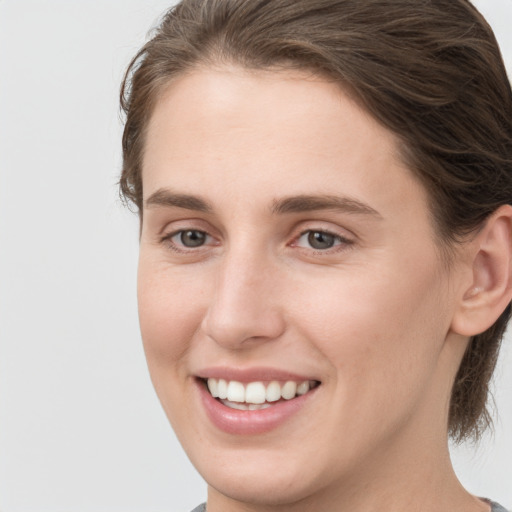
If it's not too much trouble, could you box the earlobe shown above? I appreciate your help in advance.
[451,205,512,337]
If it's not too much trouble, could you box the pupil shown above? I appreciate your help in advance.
[181,230,206,247]
[308,231,335,250]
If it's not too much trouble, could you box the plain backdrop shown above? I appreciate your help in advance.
[0,1,511,511]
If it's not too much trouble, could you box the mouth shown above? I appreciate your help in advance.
[200,377,321,411]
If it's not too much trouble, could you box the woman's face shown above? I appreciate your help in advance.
[138,67,467,507]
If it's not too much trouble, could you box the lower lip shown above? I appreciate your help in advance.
[197,380,318,435]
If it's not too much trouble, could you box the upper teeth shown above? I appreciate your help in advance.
[206,378,314,404]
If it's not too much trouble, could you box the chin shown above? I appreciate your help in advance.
[198,456,325,507]
[180,434,340,508]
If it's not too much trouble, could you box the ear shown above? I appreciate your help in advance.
[451,205,512,337]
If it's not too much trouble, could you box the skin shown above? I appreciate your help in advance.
[137,66,497,512]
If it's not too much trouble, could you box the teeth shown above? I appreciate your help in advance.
[245,382,266,404]
[221,399,250,410]
[266,381,281,402]
[220,400,273,411]
[207,378,219,397]
[217,379,228,399]
[249,403,271,410]
[281,381,297,399]
[206,378,316,405]
[227,381,245,402]
[297,381,309,396]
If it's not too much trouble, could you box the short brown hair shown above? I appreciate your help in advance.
[120,0,512,441]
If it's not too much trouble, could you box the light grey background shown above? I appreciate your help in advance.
[0,1,511,511]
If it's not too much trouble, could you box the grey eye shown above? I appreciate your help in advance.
[179,230,207,247]
[307,231,336,250]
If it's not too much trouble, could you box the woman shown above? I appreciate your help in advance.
[120,1,512,511]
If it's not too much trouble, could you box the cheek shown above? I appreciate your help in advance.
[136,258,213,435]
[137,257,208,370]
[290,258,451,405]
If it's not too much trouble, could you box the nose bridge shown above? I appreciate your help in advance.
[202,241,284,348]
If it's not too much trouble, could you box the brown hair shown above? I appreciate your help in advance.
[120,0,512,441]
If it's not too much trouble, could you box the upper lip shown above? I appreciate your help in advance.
[196,366,321,383]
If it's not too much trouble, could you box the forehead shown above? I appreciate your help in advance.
[143,66,398,163]
[142,66,431,227]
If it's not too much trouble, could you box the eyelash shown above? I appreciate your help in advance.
[160,229,216,253]
[160,228,354,254]
[292,229,354,253]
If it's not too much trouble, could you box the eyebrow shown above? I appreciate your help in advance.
[271,194,382,218]
[145,189,213,212]
[145,188,381,218]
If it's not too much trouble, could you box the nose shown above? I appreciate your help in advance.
[201,250,286,349]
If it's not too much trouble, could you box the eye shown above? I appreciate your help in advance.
[162,229,214,250]
[295,230,351,251]
[175,229,208,247]
[305,231,337,250]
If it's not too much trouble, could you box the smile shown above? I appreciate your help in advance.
[206,378,319,410]
[197,372,321,434]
